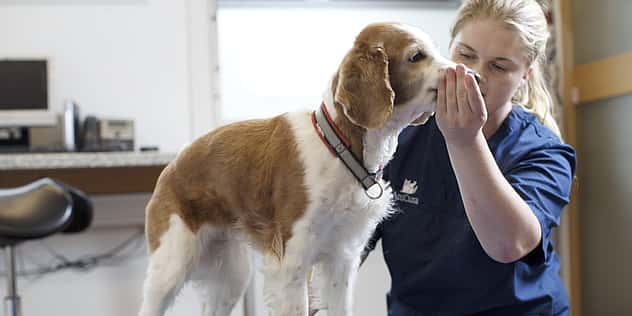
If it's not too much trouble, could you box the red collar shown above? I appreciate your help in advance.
[311,102,385,193]
[311,102,351,156]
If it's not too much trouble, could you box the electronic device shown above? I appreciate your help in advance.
[0,59,57,127]
[0,100,81,153]
[0,59,134,152]
[81,116,135,152]
[0,117,65,153]
[63,100,81,152]
[29,116,65,152]
[82,116,100,152]
[100,119,134,151]
[0,127,29,152]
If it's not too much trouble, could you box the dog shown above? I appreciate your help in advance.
[138,22,452,316]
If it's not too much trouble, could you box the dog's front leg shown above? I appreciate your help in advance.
[263,254,310,316]
[320,255,360,316]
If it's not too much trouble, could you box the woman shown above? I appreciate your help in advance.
[363,0,576,315]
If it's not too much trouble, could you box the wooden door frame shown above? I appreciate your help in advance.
[555,1,581,315]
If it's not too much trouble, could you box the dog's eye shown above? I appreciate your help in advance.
[409,51,426,63]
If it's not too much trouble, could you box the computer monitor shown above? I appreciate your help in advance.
[0,59,56,127]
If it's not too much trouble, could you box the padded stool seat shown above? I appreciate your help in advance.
[1,178,93,316]
[0,178,89,245]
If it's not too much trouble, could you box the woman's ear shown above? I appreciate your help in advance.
[334,42,394,129]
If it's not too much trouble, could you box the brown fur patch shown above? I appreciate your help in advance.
[335,43,394,129]
[145,115,308,258]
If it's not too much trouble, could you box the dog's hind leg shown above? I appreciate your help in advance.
[138,214,199,316]
[192,231,252,316]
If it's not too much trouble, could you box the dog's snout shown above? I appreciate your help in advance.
[437,66,481,86]
[467,70,482,85]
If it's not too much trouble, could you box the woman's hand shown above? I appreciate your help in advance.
[435,64,543,263]
[436,64,487,146]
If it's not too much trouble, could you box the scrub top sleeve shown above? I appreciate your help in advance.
[504,142,576,267]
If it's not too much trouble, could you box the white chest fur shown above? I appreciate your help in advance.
[284,111,393,263]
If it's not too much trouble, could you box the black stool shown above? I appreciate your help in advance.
[0,178,93,316]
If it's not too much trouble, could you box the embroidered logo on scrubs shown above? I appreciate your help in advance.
[401,179,418,194]
[394,178,419,205]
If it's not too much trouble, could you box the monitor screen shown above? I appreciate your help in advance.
[0,60,48,110]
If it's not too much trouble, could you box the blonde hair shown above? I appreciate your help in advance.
[450,0,561,136]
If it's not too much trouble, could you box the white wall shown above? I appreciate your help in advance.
[217,5,457,124]
[0,0,193,153]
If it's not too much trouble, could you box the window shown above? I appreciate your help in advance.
[216,5,457,123]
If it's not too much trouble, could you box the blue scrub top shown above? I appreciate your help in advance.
[367,106,576,316]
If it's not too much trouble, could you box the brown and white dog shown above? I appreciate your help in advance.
[138,22,452,316]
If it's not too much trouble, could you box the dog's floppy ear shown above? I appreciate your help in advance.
[335,42,394,129]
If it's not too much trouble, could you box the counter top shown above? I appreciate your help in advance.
[0,152,177,170]
[0,152,176,194]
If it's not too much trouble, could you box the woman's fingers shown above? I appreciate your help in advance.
[437,70,447,117]
[438,65,486,125]
[465,72,486,118]
[436,65,487,145]
[455,64,470,113]
[445,67,457,115]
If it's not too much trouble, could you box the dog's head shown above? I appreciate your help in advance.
[334,22,453,129]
